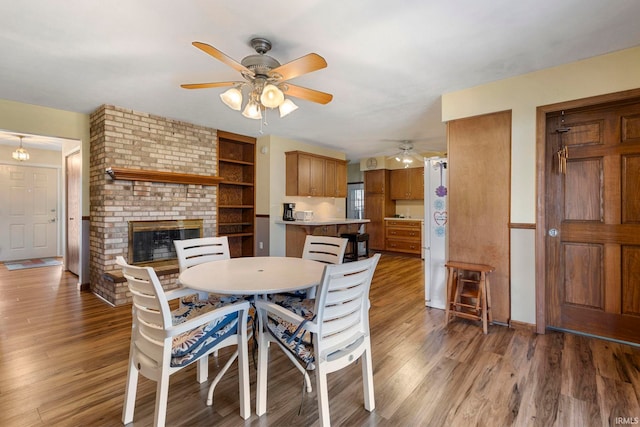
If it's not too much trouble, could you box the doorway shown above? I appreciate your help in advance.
[537,89,640,344]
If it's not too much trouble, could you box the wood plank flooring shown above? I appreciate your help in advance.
[1,253,639,426]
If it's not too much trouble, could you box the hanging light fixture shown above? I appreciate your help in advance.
[12,135,30,161]
[223,81,296,122]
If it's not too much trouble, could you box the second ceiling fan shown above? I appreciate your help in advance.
[181,37,333,119]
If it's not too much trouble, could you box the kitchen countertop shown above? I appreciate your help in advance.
[384,217,424,221]
[276,218,370,226]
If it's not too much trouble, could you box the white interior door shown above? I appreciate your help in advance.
[0,164,59,261]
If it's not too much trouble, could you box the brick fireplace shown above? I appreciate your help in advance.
[89,105,219,305]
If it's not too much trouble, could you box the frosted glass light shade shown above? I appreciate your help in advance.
[279,98,299,117]
[220,87,243,111]
[260,84,285,108]
[242,101,262,119]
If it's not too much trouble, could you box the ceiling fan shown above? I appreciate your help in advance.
[386,141,424,168]
[181,37,333,119]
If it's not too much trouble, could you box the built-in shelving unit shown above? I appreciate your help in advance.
[217,130,256,257]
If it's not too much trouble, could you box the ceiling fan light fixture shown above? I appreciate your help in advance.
[279,98,299,117]
[242,100,262,120]
[12,136,29,161]
[260,84,285,109]
[220,87,243,111]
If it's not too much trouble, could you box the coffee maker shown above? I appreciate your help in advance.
[282,202,296,221]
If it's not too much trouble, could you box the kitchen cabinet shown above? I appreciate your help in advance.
[282,219,368,257]
[324,158,347,197]
[364,170,395,250]
[286,151,347,197]
[217,130,255,257]
[385,219,422,255]
[390,167,424,200]
[364,168,387,193]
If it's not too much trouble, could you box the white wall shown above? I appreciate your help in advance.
[442,45,640,325]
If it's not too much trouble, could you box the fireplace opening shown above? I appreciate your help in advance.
[128,219,203,265]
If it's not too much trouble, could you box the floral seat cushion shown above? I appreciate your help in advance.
[265,295,317,369]
[170,300,238,367]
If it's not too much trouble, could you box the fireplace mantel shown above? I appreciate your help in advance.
[106,167,224,186]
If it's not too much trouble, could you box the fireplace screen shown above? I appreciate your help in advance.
[128,219,203,264]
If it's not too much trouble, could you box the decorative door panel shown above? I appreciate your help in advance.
[622,246,640,316]
[622,154,640,223]
[562,243,603,309]
[564,158,602,221]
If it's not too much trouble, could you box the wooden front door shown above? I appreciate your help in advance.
[545,99,640,343]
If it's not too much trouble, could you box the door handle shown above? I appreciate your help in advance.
[548,228,559,237]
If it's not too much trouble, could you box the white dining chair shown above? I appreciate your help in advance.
[174,236,242,304]
[255,253,381,427]
[117,256,250,427]
[300,235,348,298]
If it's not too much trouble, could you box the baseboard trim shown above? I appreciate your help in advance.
[509,319,537,332]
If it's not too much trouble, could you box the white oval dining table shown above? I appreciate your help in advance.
[177,256,326,295]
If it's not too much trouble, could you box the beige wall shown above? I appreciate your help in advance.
[0,99,89,213]
[442,45,640,325]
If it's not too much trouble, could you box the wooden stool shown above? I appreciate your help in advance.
[340,232,369,261]
[444,261,495,334]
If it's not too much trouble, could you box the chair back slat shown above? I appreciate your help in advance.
[134,333,165,363]
[174,236,230,272]
[302,236,348,265]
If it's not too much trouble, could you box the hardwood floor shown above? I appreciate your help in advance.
[1,253,639,426]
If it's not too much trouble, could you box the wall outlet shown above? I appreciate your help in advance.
[259,242,263,250]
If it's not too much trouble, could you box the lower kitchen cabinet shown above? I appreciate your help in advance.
[385,219,422,255]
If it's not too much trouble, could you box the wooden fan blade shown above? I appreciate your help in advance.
[283,84,333,105]
[269,53,327,81]
[192,41,254,76]
[180,81,237,89]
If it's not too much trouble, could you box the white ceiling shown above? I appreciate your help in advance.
[1,0,639,161]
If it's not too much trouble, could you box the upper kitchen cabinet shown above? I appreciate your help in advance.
[324,158,347,197]
[286,151,347,197]
[364,168,387,194]
[390,167,424,200]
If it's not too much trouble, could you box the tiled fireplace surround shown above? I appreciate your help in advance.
[90,105,219,305]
